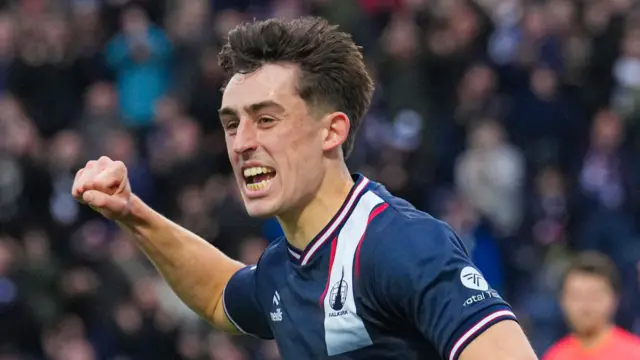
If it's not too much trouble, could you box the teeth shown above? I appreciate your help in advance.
[246,179,270,191]
[243,166,274,178]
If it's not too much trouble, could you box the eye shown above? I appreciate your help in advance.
[258,116,276,127]
[258,116,275,125]
[224,121,239,133]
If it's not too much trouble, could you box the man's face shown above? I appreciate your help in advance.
[561,272,617,335]
[220,63,328,218]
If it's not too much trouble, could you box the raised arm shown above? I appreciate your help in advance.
[72,156,243,333]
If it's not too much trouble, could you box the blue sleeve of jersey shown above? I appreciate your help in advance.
[222,265,274,339]
[364,218,517,360]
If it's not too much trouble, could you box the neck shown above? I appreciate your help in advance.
[576,324,614,349]
[278,165,354,251]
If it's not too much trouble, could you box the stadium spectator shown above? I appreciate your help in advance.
[106,5,172,135]
[455,119,525,237]
[543,252,640,360]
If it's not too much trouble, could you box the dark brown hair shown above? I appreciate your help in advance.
[562,251,621,294]
[218,16,374,158]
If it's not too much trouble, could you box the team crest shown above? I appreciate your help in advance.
[328,268,349,316]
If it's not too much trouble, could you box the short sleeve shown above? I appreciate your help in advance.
[222,265,274,339]
[363,218,517,360]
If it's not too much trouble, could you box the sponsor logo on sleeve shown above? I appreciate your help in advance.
[460,266,489,291]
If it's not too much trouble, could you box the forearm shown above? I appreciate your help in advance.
[117,195,243,330]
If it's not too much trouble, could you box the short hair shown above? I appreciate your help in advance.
[218,16,374,158]
[562,251,621,294]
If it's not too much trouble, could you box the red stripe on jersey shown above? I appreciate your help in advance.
[319,236,339,307]
[355,203,389,278]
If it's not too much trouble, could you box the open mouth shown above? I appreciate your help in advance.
[243,166,276,192]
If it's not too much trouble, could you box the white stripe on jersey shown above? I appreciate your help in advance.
[323,190,384,355]
[302,178,369,265]
[448,310,516,360]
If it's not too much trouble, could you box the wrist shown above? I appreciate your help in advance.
[117,194,150,228]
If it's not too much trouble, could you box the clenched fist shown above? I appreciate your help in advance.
[72,156,133,220]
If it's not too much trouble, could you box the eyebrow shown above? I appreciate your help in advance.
[218,100,286,119]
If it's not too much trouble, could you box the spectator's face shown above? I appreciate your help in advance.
[523,6,547,39]
[622,30,640,58]
[153,96,180,125]
[177,0,208,27]
[103,130,135,162]
[428,29,458,57]
[42,16,67,48]
[591,110,622,151]
[469,121,503,151]
[170,118,200,158]
[381,15,417,59]
[221,63,332,219]
[50,131,82,170]
[114,301,142,334]
[449,3,479,44]
[530,67,558,99]
[133,276,159,311]
[272,0,303,19]
[177,185,205,216]
[122,7,149,36]
[86,83,116,116]
[460,65,495,100]
[561,272,617,335]
[0,96,23,125]
[583,1,610,33]
[23,229,51,263]
[0,15,15,58]
[545,0,575,32]
[612,0,633,13]
[178,331,204,359]
[56,339,95,360]
[61,267,100,297]
[536,168,564,198]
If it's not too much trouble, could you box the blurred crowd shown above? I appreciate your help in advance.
[1,0,640,358]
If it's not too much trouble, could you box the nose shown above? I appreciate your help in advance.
[232,119,258,155]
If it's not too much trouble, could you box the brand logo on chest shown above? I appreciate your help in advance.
[270,290,283,322]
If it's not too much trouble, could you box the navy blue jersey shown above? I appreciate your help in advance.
[223,175,517,360]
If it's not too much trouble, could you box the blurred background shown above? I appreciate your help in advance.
[0,0,639,359]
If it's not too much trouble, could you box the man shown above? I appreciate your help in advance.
[72,17,537,360]
[544,252,640,360]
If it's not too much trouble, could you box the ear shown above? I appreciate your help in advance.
[321,112,350,152]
